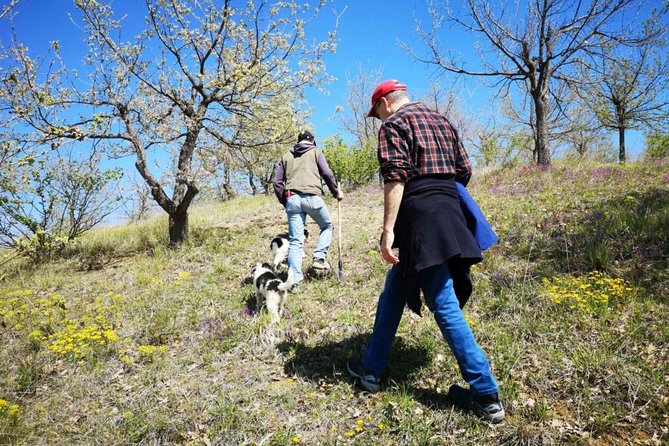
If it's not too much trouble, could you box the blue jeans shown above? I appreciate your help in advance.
[285,194,333,283]
[363,263,499,396]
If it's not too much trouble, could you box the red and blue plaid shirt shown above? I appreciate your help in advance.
[377,102,472,185]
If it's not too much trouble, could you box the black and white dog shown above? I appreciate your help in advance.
[270,229,309,270]
[251,262,293,322]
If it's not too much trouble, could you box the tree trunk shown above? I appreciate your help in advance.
[248,169,257,196]
[618,127,626,163]
[222,165,236,201]
[533,92,551,165]
[261,178,272,195]
[169,210,188,246]
[223,183,236,201]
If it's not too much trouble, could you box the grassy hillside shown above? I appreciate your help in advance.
[1,161,668,445]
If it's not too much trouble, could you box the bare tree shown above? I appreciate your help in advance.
[419,79,477,141]
[420,80,460,117]
[408,0,660,165]
[502,81,585,161]
[339,65,383,149]
[0,143,123,259]
[573,24,669,162]
[2,0,337,246]
[54,145,124,239]
[560,100,608,159]
[121,173,156,223]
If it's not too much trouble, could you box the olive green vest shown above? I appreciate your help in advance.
[283,148,323,196]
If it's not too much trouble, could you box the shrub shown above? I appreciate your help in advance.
[322,135,378,188]
[0,288,122,363]
[645,131,669,159]
[13,231,72,263]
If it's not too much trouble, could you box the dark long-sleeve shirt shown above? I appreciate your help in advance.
[272,141,339,205]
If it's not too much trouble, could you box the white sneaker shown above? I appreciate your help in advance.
[312,257,331,270]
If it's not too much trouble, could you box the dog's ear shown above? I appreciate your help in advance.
[261,262,273,270]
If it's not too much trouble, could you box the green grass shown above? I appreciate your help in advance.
[1,160,668,445]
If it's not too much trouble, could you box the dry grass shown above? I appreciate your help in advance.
[1,160,668,445]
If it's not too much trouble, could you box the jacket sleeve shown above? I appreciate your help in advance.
[315,150,340,197]
[450,124,472,186]
[272,160,287,205]
[378,122,411,183]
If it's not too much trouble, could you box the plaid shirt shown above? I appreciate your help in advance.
[378,102,472,185]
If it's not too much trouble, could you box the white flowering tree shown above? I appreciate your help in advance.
[2,0,337,245]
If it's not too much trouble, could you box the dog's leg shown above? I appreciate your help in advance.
[279,291,287,317]
[266,294,281,323]
[272,252,283,271]
[255,293,263,313]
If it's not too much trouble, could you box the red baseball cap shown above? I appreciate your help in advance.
[367,79,407,118]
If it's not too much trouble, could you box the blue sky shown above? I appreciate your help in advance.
[1,1,494,139]
[2,0,664,159]
[302,1,496,140]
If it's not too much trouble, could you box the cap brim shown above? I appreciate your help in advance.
[367,104,377,119]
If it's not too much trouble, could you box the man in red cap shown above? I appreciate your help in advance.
[347,80,505,423]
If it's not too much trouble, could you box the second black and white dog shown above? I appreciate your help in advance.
[251,262,293,322]
[270,229,309,270]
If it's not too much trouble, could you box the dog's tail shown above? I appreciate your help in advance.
[278,275,294,292]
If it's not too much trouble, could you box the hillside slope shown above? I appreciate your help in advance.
[1,161,668,445]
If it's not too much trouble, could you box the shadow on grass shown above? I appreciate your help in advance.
[279,333,431,384]
[411,384,473,414]
[277,333,472,415]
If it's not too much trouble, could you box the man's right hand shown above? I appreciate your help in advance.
[380,230,399,264]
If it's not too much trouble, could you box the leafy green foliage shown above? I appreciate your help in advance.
[322,135,378,188]
[0,150,123,261]
[472,130,529,167]
[645,130,669,159]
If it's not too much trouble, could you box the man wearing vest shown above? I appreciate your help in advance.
[272,130,344,289]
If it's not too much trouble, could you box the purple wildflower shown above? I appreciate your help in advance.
[242,306,255,317]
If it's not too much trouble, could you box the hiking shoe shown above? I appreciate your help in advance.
[346,356,381,392]
[311,257,331,270]
[471,393,505,423]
